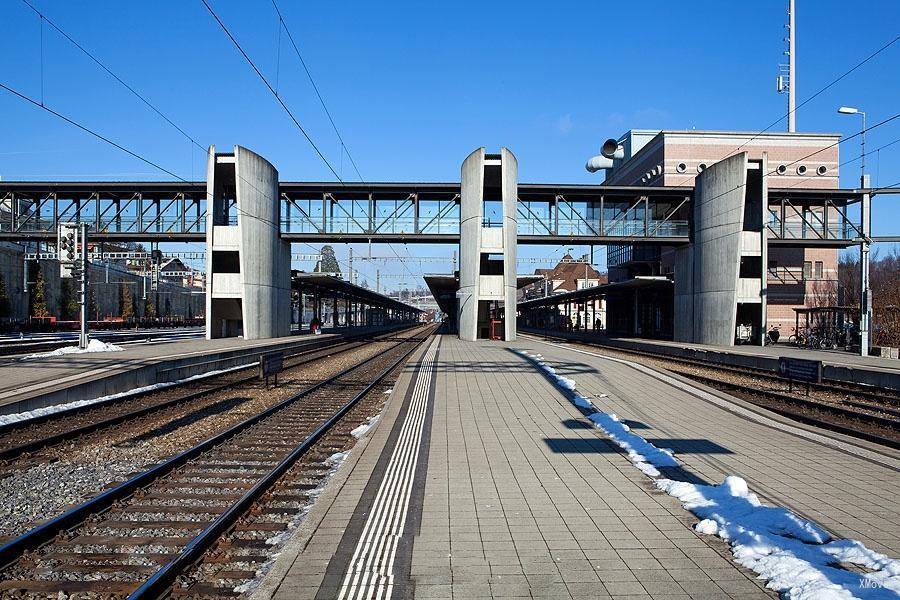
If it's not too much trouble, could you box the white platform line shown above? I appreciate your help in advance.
[338,338,437,600]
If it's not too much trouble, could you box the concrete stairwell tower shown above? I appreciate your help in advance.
[458,148,518,341]
[205,145,291,340]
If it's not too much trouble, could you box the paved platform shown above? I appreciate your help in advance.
[253,335,900,599]
[0,325,403,415]
[522,328,900,390]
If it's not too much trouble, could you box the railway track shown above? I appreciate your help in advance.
[524,332,900,449]
[0,325,434,598]
[0,327,413,464]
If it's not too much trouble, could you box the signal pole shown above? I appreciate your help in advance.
[79,222,89,349]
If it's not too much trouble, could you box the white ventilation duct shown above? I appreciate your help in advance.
[601,138,625,159]
[585,155,614,173]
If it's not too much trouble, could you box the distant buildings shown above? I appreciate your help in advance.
[518,254,607,330]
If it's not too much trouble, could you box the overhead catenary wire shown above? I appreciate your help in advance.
[20,0,206,154]
[0,81,285,235]
[200,0,343,183]
[270,0,364,184]
[671,32,900,188]
[784,134,900,189]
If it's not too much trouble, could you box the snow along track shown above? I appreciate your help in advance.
[524,337,900,470]
[515,344,900,599]
[0,326,434,598]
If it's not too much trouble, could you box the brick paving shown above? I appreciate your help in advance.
[522,337,900,558]
[260,335,790,599]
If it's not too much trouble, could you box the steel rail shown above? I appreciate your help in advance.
[0,326,429,569]
[522,332,899,449]
[129,327,432,599]
[523,330,900,404]
[0,327,412,451]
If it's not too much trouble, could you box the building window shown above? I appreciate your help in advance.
[814,261,823,279]
[803,261,812,280]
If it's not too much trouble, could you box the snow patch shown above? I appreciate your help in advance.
[517,345,900,599]
[22,338,123,359]
[516,349,678,476]
[350,415,380,439]
[587,411,678,477]
[657,476,900,599]
[0,363,254,427]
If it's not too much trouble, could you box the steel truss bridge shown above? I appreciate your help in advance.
[0,181,870,247]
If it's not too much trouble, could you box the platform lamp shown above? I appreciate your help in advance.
[837,106,866,186]
[838,105,871,357]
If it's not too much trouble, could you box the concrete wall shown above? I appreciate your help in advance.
[686,152,748,345]
[458,148,484,342]
[0,243,28,321]
[457,147,518,342]
[673,245,693,341]
[501,147,518,341]
[235,146,291,339]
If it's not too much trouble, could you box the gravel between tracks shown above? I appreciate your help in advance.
[0,334,417,539]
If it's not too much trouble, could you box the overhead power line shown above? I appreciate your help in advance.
[785,134,900,189]
[0,81,286,234]
[20,0,206,154]
[673,32,900,188]
[0,82,185,181]
[270,0,364,183]
[200,0,343,183]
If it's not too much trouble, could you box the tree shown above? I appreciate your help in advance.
[144,294,156,320]
[316,245,341,275]
[122,284,136,321]
[60,279,80,321]
[31,266,50,318]
[0,273,10,320]
[89,288,99,321]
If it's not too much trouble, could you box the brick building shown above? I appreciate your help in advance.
[598,129,841,335]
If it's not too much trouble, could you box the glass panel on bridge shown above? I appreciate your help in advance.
[331,195,370,234]
[603,199,644,237]
[373,195,415,234]
[516,198,552,236]
[649,199,689,237]
[418,198,459,235]
[282,195,324,233]
[557,198,600,236]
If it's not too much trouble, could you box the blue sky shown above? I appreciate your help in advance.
[1,1,898,289]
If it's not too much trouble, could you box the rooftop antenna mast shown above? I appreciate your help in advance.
[777,0,796,132]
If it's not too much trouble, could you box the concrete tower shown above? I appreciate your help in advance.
[458,148,518,341]
[205,145,291,340]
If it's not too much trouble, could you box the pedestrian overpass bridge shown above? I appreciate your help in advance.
[0,178,866,247]
[0,145,881,345]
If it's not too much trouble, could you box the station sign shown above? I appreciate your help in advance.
[259,351,284,387]
[778,356,822,394]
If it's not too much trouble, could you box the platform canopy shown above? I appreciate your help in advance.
[424,274,543,315]
[292,272,422,314]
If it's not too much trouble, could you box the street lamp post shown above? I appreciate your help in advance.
[838,106,870,357]
[837,106,866,187]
